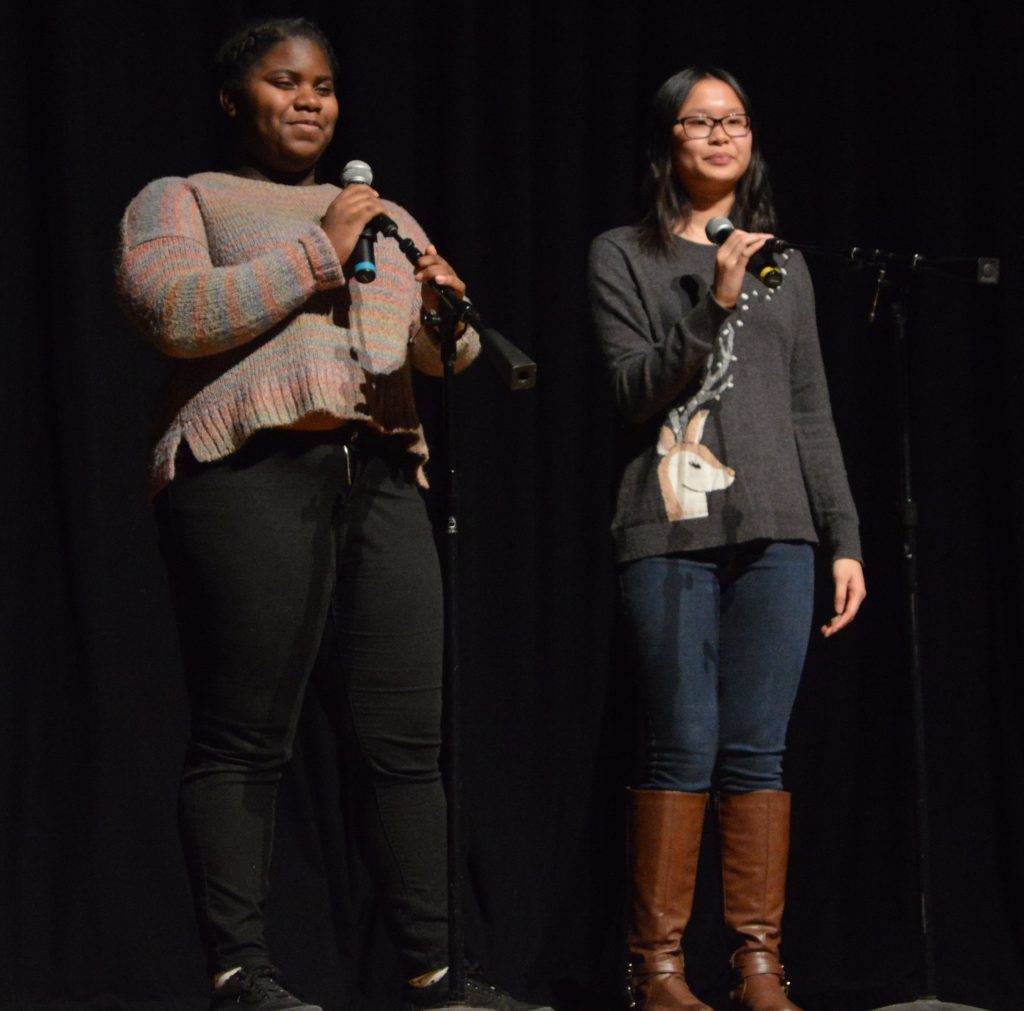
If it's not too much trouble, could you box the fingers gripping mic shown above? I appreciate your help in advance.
[341,160,397,236]
[340,160,393,284]
[706,216,784,289]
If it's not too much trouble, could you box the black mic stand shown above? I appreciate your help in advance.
[381,219,536,1008]
[775,239,998,1011]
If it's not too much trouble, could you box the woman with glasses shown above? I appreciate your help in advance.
[587,68,865,1011]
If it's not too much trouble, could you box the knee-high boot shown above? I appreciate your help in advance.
[627,789,712,1011]
[717,791,802,1011]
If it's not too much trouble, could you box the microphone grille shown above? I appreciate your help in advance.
[705,216,734,245]
[341,159,373,187]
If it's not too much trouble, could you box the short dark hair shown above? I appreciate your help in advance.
[638,67,777,254]
[213,17,339,99]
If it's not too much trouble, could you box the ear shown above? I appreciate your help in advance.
[657,424,675,455]
[683,409,709,444]
[219,88,237,118]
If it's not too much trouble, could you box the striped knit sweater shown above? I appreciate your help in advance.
[116,171,478,495]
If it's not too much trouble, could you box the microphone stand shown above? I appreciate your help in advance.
[379,218,536,1008]
[774,237,997,1011]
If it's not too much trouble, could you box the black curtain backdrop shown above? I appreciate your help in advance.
[3,2,1022,1010]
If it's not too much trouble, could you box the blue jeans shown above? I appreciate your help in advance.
[619,540,814,794]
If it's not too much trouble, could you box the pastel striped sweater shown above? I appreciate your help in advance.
[116,171,478,495]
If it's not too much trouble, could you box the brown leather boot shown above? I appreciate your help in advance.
[627,789,712,1011]
[718,791,802,1011]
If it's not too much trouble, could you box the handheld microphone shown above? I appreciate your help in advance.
[340,159,374,188]
[339,160,398,283]
[705,216,783,289]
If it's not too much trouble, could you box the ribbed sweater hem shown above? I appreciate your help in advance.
[149,364,429,498]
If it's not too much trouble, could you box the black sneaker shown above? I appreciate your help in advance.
[209,965,323,1010]
[402,969,554,1011]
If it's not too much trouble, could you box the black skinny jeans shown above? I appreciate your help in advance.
[155,427,447,978]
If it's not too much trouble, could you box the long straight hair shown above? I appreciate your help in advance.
[638,67,777,254]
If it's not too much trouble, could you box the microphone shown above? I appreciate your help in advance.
[339,160,398,283]
[340,159,374,188]
[705,216,783,289]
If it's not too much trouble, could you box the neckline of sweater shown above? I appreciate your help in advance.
[204,169,338,191]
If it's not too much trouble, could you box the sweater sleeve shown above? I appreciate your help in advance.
[786,254,863,562]
[587,233,730,424]
[115,177,345,359]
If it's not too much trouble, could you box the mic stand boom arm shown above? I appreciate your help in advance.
[767,237,999,286]
[375,216,537,392]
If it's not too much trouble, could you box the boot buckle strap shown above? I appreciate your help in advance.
[731,955,793,1001]
[731,949,786,979]
[627,958,686,1008]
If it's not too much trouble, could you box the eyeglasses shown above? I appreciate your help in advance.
[676,114,752,139]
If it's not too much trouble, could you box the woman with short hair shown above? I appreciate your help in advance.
[117,18,547,1011]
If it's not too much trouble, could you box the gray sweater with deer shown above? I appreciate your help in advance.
[588,225,861,565]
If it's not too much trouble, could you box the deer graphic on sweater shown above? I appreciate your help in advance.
[657,317,738,521]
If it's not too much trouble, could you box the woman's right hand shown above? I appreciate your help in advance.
[321,184,390,266]
[711,227,774,309]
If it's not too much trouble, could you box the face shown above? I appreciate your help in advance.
[222,36,338,181]
[671,77,752,201]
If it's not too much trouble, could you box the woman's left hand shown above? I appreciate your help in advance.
[414,244,467,315]
[821,557,866,637]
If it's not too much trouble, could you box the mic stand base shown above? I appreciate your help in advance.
[868,1001,991,1011]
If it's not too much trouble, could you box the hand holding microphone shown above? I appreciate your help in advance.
[705,216,781,308]
[330,160,466,303]
[327,161,530,388]
[321,160,392,282]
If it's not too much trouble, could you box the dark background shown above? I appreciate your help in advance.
[3,2,1022,1009]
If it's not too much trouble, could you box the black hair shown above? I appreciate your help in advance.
[638,67,777,254]
[213,17,339,100]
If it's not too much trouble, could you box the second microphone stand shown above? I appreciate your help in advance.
[862,268,990,1011]
[774,238,997,1011]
